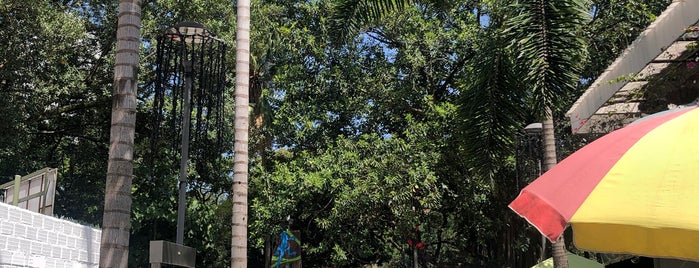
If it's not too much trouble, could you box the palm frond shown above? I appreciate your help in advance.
[329,0,411,43]
[504,0,587,115]
[458,32,528,177]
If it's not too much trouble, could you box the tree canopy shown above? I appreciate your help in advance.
[0,0,671,266]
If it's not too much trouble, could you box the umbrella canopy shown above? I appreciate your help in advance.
[531,252,603,268]
[510,104,699,260]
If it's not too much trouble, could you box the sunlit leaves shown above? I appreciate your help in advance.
[251,128,443,266]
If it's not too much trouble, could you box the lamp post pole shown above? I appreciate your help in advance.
[176,58,192,244]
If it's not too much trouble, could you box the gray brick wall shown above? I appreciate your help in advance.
[0,202,100,268]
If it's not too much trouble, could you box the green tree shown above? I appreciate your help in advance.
[581,0,672,81]
[251,1,480,266]
[0,0,117,224]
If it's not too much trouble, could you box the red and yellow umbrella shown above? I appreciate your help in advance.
[510,104,699,261]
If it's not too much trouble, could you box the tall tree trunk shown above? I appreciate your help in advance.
[100,0,141,267]
[542,107,568,268]
[232,0,251,267]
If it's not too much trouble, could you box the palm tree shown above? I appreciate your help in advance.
[99,0,142,266]
[232,0,251,267]
[505,0,587,267]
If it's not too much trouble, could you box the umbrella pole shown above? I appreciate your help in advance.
[541,235,546,261]
[413,247,418,268]
[537,159,547,262]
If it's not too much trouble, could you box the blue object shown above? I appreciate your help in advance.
[272,229,301,268]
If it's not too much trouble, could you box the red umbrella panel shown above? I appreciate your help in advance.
[509,104,699,261]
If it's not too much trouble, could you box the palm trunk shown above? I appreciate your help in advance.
[100,0,141,267]
[542,107,568,268]
[232,0,251,267]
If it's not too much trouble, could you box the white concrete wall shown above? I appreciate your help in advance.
[0,202,100,268]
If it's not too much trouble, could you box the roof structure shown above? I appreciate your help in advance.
[567,0,699,134]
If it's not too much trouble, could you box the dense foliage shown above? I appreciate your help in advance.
[0,0,670,267]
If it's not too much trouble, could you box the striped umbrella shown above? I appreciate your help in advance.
[510,104,699,260]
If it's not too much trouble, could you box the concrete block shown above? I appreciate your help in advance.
[14,224,26,239]
[43,217,55,231]
[53,221,64,234]
[58,234,68,248]
[72,224,82,239]
[27,226,38,241]
[92,232,100,244]
[30,240,42,255]
[45,258,57,268]
[6,237,19,252]
[33,214,43,228]
[70,248,80,261]
[68,236,77,249]
[0,251,14,264]
[29,255,46,268]
[48,231,58,245]
[0,221,12,235]
[19,238,30,253]
[8,208,21,223]
[62,247,71,260]
[0,204,8,220]
[41,242,51,257]
[39,230,48,243]
[10,253,28,266]
[20,211,33,225]
[52,244,62,258]
[78,250,88,262]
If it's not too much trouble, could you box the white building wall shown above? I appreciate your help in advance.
[0,202,100,268]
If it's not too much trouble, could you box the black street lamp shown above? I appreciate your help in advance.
[155,21,227,245]
[172,21,202,246]
[149,21,226,268]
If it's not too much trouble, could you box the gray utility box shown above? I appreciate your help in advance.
[149,240,196,268]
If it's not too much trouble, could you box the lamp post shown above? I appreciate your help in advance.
[150,21,226,268]
[175,22,199,245]
[524,122,547,262]
[524,122,543,180]
[169,21,213,245]
[524,122,542,135]
[158,21,226,245]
